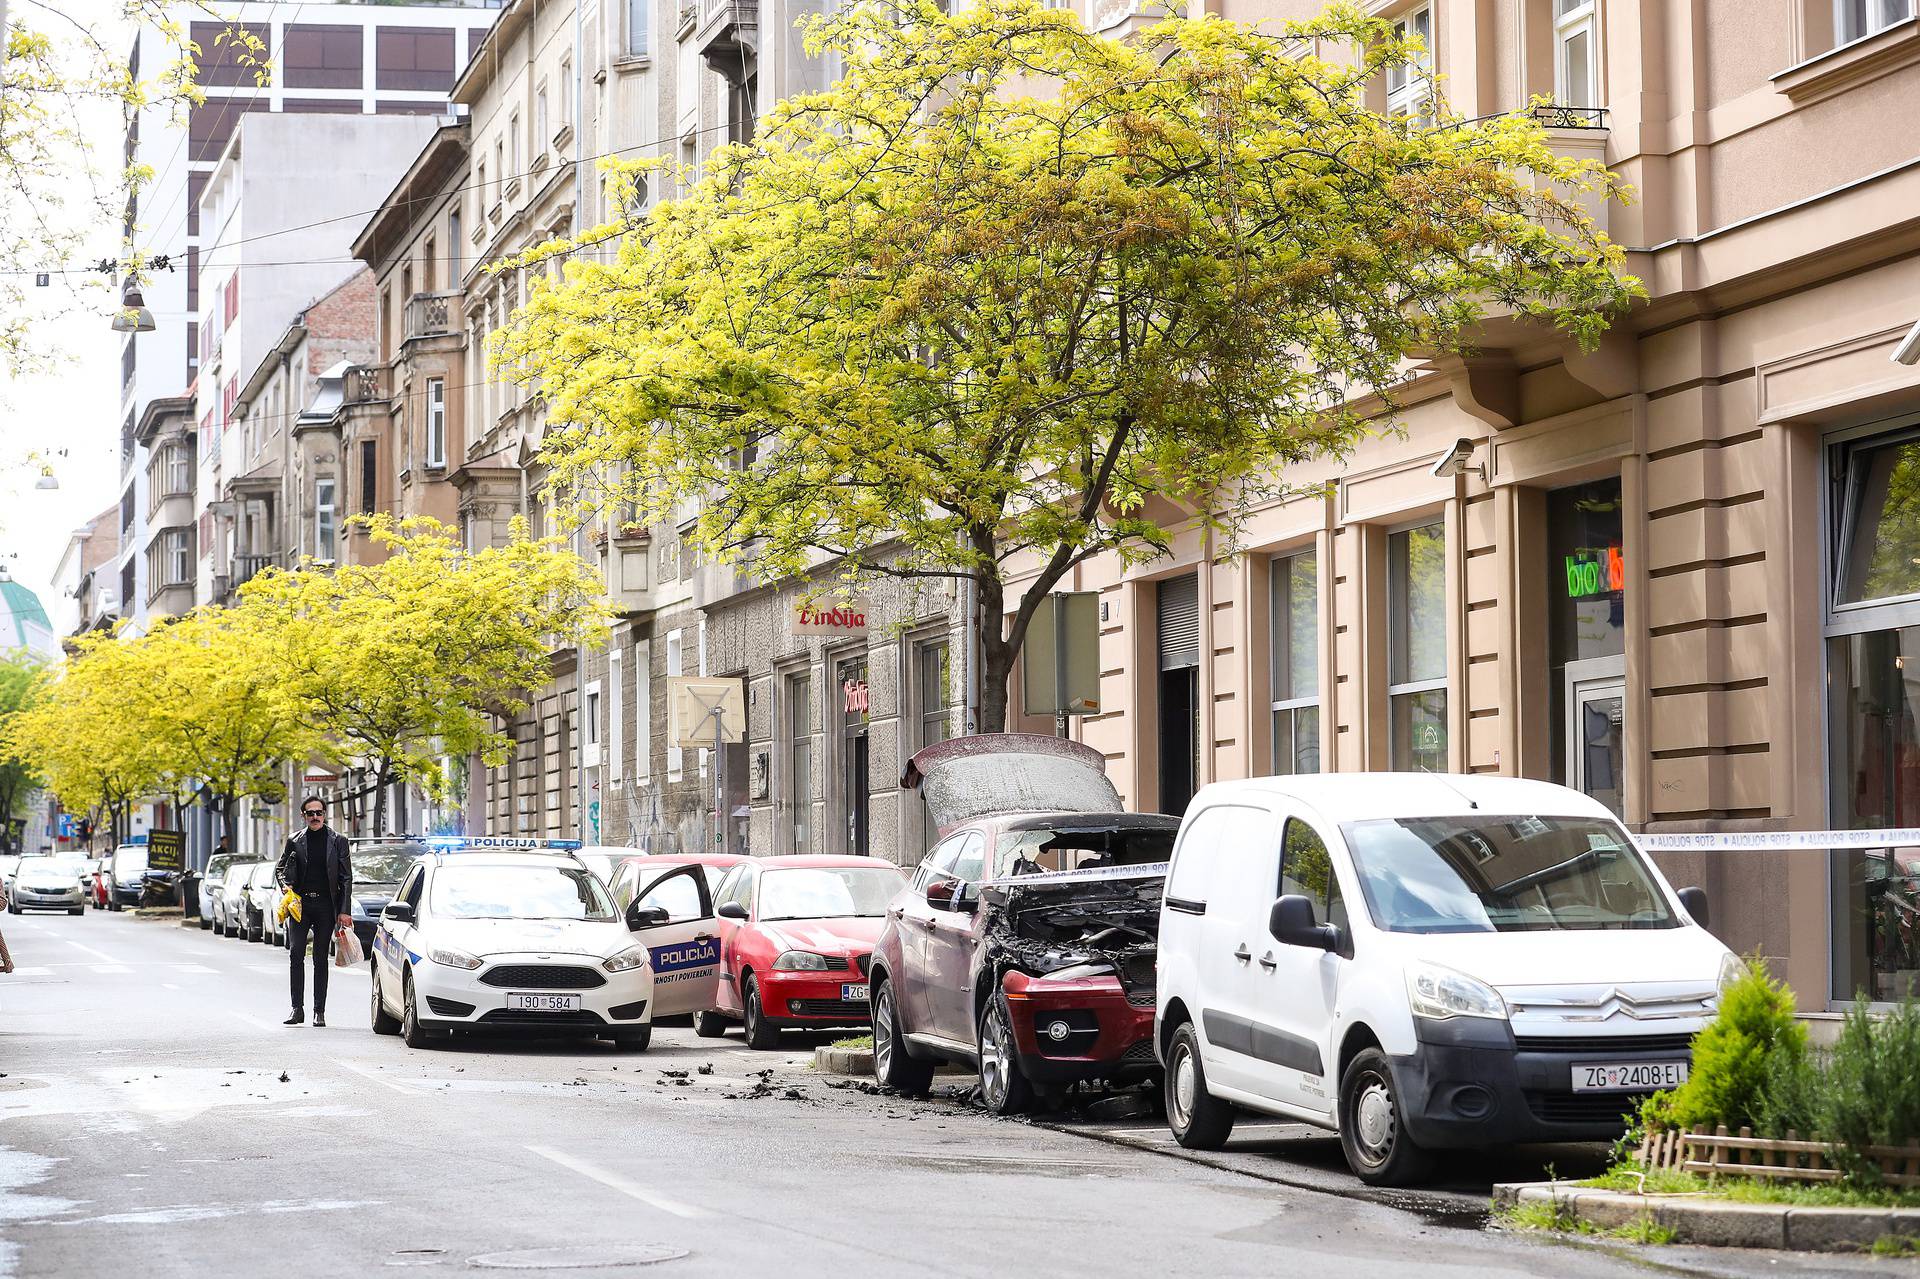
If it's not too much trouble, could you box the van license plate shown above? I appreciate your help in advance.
[1572,1061,1688,1092]
[507,993,581,1012]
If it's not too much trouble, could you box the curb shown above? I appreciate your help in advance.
[813,1046,874,1076]
[131,907,184,921]
[1494,1181,1920,1252]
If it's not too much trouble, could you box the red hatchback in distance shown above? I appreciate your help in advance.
[698,855,908,1048]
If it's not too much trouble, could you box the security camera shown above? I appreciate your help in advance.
[1895,318,1920,367]
[1430,437,1483,480]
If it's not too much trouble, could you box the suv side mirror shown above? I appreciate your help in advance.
[924,878,956,910]
[382,901,415,924]
[952,882,980,916]
[626,900,671,931]
[717,901,748,921]
[1677,886,1710,929]
[1269,894,1336,952]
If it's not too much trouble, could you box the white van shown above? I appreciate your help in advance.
[1156,774,1737,1186]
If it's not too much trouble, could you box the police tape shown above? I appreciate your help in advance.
[1634,828,1920,853]
[984,860,1170,888]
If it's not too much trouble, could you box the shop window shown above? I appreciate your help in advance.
[1270,549,1320,775]
[1554,0,1598,106]
[1388,522,1447,772]
[1548,478,1625,815]
[839,660,870,856]
[1386,4,1434,118]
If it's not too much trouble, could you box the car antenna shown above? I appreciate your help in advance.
[1437,777,1480,810]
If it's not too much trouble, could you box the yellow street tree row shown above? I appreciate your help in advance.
[0,518,608,842]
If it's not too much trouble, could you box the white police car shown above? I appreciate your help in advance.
[369,839,722,1050]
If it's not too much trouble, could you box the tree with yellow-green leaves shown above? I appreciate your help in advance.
[237,516,610,833]
[0,649,45,853]
[497,0,1642,732]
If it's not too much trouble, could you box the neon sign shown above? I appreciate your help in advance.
[1565,545,1624,599]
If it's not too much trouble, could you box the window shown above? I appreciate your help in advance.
[626,0,650,57]
[1554,0,1598,106]
[666,629,684,782]
[636,639,652,783]
[1281,818,1347,933]
[1838,0,1913,44]
[583,681,602,769]
[508,110,521,176]
[165,443,192,495]
[536,88,549,158]
[557,59,572,135]
[315,478,338,562]
[787,671,812,853]
[609,649,624,784]
[361,440,378,516]
[425,377,447,468]
[164,528,192,585]
[447,210,461,280]
[1270,549,1320,774]
[476,160,487,204]
[1388,522,1447,771]
[917,640,950,750]
[1386,4,1434,118]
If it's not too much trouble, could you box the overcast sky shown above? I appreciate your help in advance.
[0,0,136,605]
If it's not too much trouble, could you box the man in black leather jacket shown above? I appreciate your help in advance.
[275,796,352,1027]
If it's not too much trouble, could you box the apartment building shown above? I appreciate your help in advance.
[115,1,502,639]
[938,0,1920,1014]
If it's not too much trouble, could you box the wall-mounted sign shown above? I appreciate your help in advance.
[843,679,871,715]
[1564,545,1624,599]
[792,598,870,637]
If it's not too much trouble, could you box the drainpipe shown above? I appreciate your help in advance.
[570,0,589,844]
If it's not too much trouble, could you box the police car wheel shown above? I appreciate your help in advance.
[401,974,436,1050]
[742,975,781,1050]
[608,1027,652,1051]
[370,965,400,1036]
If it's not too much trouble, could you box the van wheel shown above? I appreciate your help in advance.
[1338,1048,1434,1187]
[977,992,1034,1116]
[870,977,933,1096]
[1165,1021,1235,1150]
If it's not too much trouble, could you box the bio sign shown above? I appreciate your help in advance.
[1565,545,1625,599]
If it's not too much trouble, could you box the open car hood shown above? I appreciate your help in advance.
[901,734,1122,833]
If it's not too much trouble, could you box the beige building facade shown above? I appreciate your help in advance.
[982,0,1920,1013]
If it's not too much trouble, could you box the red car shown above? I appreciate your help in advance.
[699,855,908,1048]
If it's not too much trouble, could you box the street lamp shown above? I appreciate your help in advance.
[110,285,155,334]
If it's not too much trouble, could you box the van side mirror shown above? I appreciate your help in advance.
[1677,886,1710,929]
[1269,894,1336,952]
[382,901,414,924]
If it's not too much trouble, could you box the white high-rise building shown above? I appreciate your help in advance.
[115,0,501,636]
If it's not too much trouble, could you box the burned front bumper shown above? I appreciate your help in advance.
[1001,969,1158,1086]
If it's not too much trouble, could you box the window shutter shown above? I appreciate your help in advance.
[1157,574,1199,671]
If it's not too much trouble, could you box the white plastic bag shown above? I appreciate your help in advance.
[334,927,364,967]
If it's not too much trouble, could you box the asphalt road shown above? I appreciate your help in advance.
[0,908,1904,1278]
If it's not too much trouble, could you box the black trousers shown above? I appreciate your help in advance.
[288,895,337,1013]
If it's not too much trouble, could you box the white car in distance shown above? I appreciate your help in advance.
[370,849,722,1051]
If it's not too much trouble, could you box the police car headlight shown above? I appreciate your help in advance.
[773,951,829,971]
[428,947,483,970]
[602,946,649,974]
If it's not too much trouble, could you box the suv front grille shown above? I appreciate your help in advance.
[1513,1033,1693,1056]
[1121,1039,1157,1062]
[478,964,606,990]
[477,1009,608,1028]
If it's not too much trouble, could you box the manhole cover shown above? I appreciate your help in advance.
[467,1245,689,1270]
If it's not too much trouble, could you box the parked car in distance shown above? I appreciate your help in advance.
[0,854,25,906]
[106,845,149,911]
[214,860,262,937]
[1154,773,1738,1187]
[89,859,109,909]
[8,855,88,914]
[869,734,1180,1111]
[198,853,243,931]
[239,861,279,942]
[701,855,908,1048]
[572,845,642,890]
[347,840,428,957]
[607,853,746,912]
[370,848,722,1050]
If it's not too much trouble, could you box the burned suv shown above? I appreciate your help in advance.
[867,734,1177,1114]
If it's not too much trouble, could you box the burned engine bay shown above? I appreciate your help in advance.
[979,871,1162,1003]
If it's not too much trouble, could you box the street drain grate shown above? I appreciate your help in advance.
[466,1245,689,1270]
[386,1248,450,1268]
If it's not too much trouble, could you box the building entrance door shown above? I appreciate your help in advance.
[1564,655,1625,817]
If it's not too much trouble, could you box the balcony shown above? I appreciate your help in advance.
[404,291,461,343]
[692,0,757,74]
[345,364,390,405]
[232,553,275,591]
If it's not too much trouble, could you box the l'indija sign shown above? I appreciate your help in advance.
[792,598,870,637]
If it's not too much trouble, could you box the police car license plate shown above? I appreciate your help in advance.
[841,983,869,1002]
[507,993,581,1012]
[1572,1061,1688,1092]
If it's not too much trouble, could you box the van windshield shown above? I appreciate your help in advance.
[1341,815,1676,933]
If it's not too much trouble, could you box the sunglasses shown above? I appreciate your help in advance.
[302,809,324,818]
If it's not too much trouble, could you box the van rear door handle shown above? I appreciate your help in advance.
[1233,945,1252,963]
[1258,952,1277,971]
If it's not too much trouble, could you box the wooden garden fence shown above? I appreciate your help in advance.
[1639,1125,1920,1187]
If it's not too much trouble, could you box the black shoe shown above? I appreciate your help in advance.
[313,1013,326,1028]
[283,1010,304,1025]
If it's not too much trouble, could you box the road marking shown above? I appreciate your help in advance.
[89,964,133,975]
[174,964,217,974]
[161,983,179,990]
[334,1059,423,1097]
[10,966,51,977]
[58,938,122,962]
[526,1145,712,1219]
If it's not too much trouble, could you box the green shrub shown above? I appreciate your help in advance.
[1818,1000,1920,1187]
[1752,1036,1821,1139]
[1644,959,1805,1134]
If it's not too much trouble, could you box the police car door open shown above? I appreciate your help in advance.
[627,863,723,1016]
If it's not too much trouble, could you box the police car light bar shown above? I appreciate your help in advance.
[424,836,585,852]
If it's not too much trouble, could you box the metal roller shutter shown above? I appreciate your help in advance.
[1157,574,1199,671]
